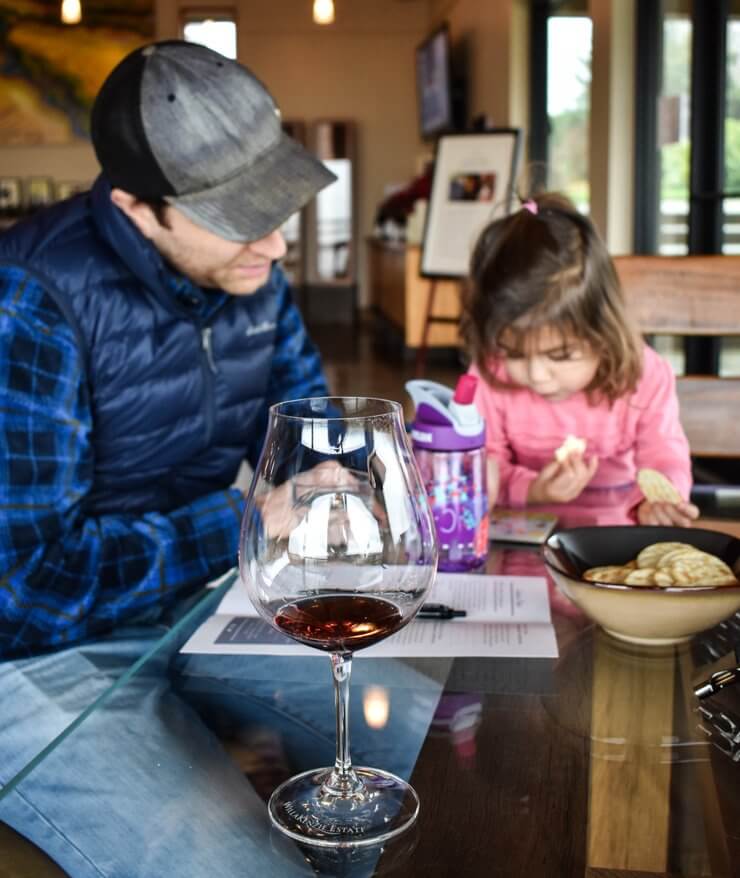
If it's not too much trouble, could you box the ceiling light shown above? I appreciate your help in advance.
[61,0,81,25]
[313,0,335,25]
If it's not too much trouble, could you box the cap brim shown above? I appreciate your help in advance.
[166,132,337,241]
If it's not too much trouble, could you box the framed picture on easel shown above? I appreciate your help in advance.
[420,129,522,278]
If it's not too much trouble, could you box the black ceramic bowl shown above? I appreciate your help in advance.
[543,526,740,645]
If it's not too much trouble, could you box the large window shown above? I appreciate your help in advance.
[724,13,740,256]
[529,1,592,212]
[641,2,740,376]
[546,14,592,210]
[657,10,692,255]
[649,4,740,263]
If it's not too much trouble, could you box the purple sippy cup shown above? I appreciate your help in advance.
[406,376,488,572]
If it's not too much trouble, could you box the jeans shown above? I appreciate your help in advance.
[0,620,443,878]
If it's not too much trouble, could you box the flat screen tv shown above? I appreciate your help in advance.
[415,25,455,140]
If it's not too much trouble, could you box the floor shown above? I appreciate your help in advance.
[312,319,461,421]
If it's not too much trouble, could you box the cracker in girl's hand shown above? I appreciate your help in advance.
[554,434,586,463]
[637,468,683,504]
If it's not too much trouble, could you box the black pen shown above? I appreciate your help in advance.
[418,603,467,620]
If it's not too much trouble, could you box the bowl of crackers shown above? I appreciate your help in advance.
[543,526,740,645]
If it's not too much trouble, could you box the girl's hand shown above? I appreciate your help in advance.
[636,499,699,527]
[527,454,599,505]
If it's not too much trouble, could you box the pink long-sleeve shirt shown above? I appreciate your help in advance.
[470,344,692,526]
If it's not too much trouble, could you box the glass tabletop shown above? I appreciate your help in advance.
[1,543,739,877]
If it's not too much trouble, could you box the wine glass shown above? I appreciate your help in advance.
[239,396,438,847]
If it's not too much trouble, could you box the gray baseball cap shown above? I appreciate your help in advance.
[91,40,336,242]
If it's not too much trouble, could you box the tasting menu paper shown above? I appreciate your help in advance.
[180,570,558,659]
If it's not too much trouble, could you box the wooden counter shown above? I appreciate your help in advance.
[367,238,463,349]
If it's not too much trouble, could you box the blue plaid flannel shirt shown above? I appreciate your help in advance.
[0,265,328,658]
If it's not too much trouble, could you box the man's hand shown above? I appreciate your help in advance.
[636,499,699,527]
[527,454,599,505]
[257,461,359,540]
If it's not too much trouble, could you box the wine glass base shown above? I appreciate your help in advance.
[268,766,420,848]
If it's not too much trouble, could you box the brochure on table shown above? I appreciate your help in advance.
[180,570,558,659]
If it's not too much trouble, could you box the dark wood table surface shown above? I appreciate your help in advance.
[2,520,739,878]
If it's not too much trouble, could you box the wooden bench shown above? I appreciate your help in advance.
[614,254,740,460]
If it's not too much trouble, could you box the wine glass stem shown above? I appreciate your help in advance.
[323,651,364,798]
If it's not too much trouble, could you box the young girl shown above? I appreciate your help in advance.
[462,192,699,528]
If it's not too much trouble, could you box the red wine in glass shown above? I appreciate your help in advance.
[274,594,405,653]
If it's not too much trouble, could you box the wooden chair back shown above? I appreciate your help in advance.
[613,255,740,458]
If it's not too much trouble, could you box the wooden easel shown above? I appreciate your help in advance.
[414,277,462,377]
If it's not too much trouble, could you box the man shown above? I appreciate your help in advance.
[0,43,442,878]
[0,40,344,875]
[0,40,335,658]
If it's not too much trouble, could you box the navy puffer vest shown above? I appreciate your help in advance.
[0,176,286,515]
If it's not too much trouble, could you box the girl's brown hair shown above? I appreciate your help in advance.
[461,192,642,404]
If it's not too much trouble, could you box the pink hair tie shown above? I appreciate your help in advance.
[522,200,538,215]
